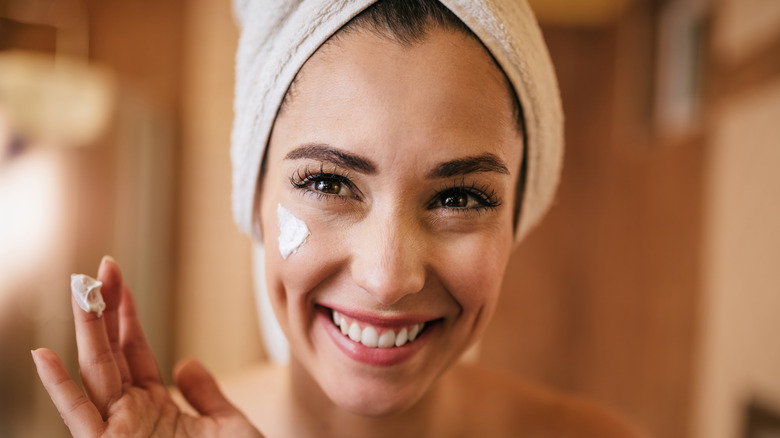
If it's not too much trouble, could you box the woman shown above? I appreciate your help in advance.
[33,1,644,436]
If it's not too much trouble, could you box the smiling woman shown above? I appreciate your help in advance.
[31,0,645,437]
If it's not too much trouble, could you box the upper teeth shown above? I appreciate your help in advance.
[332,310,425,349]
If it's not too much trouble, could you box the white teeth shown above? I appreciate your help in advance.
[378,330,396,348]
[348,322,361,342]
[361,326,379,347]
[409,325,419,341]
[331,310,427,349]
[409,323,421,341]
[395,328,408,347]
[340,319,349,335]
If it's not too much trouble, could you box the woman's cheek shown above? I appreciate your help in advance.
[436,231,511,316]
[270,205,348,294]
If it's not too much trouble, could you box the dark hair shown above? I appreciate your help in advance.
[280,0,528,226]
[338,0,473,45]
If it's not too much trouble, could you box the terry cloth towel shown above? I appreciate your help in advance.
[231,0,564,245]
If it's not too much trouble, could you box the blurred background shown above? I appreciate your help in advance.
[1,0,778,437]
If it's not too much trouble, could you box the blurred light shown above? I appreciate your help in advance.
[654,0,708,137]
[0,51,114,147]
[0,146,63,297]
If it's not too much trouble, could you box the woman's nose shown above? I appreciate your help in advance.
[350,209,426,306]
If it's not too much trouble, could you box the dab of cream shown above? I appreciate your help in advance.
[70,274,106,317]
[277,204,310,259]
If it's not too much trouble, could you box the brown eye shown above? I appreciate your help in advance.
[313,179,341,194]
[428,185,502,213]
[442,192,469,208]
[291,170,360,201]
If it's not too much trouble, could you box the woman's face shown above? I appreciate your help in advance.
[259,26,523,416]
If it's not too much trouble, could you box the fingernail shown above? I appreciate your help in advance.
[31,349,38,364]
[101,255,116,267]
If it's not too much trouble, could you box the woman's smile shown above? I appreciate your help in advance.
[316,306,438,367]
[327,307,432,349]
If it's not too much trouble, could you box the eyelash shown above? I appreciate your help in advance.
[289,166,502,213]
[290,165,358,202]
[427,179,502,215]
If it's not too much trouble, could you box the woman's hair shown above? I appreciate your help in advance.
[339,0,473,45]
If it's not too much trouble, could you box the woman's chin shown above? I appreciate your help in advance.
[322,380,427,418]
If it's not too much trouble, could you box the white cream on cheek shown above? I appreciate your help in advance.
[70,274,106,317]
[277,203,310,259]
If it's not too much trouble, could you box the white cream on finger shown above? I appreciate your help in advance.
[277,204,310,259]
[70,274,106,317]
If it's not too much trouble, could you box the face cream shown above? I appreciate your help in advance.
[277,204,310,259]
[70,274,106,317]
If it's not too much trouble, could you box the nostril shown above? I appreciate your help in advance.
[355,264,426,306]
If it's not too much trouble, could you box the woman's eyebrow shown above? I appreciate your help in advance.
[426,153,510,179]
[284,143,377,174]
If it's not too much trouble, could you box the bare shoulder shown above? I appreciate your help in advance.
[441,365,648,438]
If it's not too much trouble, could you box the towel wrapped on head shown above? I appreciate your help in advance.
[231,0,563,245]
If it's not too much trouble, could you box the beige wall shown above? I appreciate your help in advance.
[694,79,780,438]
[713,0,780,63]
[175,0,264,375]
[691,0,780,435]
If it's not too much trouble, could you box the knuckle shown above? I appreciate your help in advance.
[80,350,116,369]
[63,393,92,417]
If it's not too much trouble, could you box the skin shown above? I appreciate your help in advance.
[33,25,645,438]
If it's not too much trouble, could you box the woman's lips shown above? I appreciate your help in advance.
[316,306,437,367]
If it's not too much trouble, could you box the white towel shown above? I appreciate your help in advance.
[231,0,563,245]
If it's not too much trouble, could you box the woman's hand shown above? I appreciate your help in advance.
[32,257,263,437]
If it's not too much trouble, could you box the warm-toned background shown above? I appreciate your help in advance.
[1,0,779,437]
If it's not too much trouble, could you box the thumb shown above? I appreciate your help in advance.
[173,358,240,418]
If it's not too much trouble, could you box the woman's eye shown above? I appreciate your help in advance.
[312,179,342,195]
[441,191,470,208]
[291,170,357,201]
[430,186,501,213]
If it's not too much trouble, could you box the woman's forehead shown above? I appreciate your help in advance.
[272,27,523,168]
